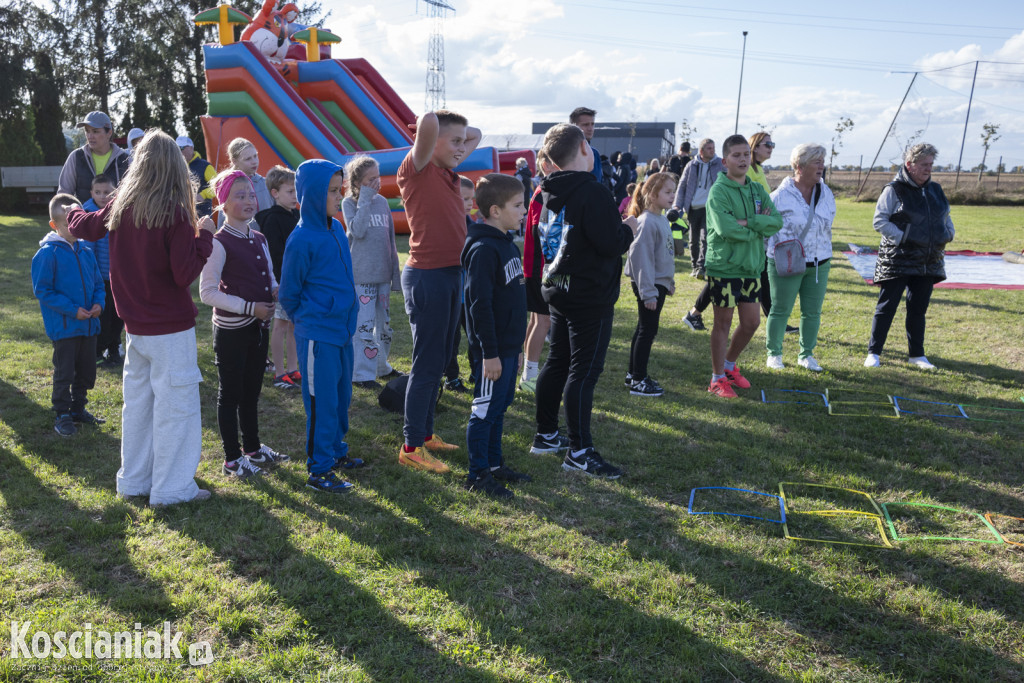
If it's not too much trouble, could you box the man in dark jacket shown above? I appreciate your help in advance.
[530,124,637,480]
[865,143,955,371]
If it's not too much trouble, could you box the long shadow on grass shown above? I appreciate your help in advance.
[0,379,121,491]
[538,479,1024,680]
[244,470,786,683]
[0,380,173,618]
[160,476,504,681]
[0,447,175,619]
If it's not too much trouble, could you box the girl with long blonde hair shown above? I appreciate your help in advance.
[67,129,217,506]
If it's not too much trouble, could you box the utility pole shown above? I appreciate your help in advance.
[954,60,979,190]
[734,31,748,135]
[420,0,454,112]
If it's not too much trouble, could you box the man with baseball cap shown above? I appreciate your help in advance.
[58,111,131,203]
[177,134,216,217]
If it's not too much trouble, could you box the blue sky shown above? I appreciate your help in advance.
[323,0,1024,168]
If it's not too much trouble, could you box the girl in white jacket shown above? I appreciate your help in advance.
[765,144,836,371]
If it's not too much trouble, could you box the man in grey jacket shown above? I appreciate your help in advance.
[672,138,724,278]
[57,111,130,203]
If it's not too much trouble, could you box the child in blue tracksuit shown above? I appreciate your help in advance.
[278,160,360,494]
[31,194,106,436]
[461,174,531,498]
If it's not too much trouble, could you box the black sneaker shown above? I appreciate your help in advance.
[380,369,405,380]
[465,472,513,499]
[683,312,706,331]
[624,372,633,388]
[444,377,469,393]
[785,325,799,334]
[490,465,532,483]
[630,377,664,397]
[562,448,623,479]
[306,471,354,493]
[54,413,77,437]
[71,409,106,425]
[247,444,290,466]
[530,432,570,454]
[332,456,366,471]
[223,456,264,479]
[353,379,382,390]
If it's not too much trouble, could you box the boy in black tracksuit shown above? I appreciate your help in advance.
[462,174,532,498]
[531,124,638,479]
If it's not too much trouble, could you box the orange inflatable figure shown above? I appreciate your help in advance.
[240,0,300,62]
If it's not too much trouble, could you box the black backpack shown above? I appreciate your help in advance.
[377,375,443,415]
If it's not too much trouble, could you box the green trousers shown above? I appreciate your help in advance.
[765,258,831,359]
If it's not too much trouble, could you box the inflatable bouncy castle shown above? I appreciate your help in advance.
[195,3,533,232]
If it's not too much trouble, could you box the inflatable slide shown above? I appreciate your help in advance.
[199,21,531,233]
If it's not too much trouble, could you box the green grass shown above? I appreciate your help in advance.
[1,200,1022,681]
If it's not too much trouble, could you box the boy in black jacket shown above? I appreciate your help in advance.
[461,173,532,498]
[532,124,638,479]
[255,166,302,388]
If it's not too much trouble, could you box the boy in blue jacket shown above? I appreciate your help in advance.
[279,160,361,493]
[461,174,531,498]
[32,194,106,436]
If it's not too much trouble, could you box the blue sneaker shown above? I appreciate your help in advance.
[332,456,366,471]
[306,471,354,493]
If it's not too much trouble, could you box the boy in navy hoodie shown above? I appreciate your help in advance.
[279,160,360,493]
[32,194,106,436]
[461,173,531,498]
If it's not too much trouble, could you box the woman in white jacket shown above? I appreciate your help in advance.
[765,144,836,371]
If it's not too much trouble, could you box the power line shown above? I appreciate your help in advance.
[590,0,1022,32]
[559,0,1021,40]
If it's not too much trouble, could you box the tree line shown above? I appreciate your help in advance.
[0,0,324,180]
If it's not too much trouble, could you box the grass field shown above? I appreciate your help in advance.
[1,199,1022,681]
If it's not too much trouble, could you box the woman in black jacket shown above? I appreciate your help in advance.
[864,143,955,370]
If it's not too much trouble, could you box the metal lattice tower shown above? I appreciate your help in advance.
[420,0,454,111]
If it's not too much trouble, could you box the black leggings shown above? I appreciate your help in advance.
[629,283,668,379]
[214,322,268,460]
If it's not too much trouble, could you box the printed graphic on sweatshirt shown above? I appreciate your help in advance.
[503,257,524,286]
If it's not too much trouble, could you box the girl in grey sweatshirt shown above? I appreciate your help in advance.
[342,156,402,383]
[623,173,678,396]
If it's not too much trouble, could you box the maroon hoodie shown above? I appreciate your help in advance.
[67,203,213,335]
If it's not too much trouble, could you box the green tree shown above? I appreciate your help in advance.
[829,116,854,181]
[978,122,1000,182]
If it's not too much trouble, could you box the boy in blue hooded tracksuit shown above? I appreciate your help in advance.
[279,160,361,494]
[32,194,106,436]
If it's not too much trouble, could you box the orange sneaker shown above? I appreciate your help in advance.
[398,445,450,473]
[708,377,738,398]
[724,365,751,389]
[423,433,459,451]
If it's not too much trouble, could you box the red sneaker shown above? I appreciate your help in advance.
[708,377,738,398]
[289,370,302,382]
[724,366,750,389]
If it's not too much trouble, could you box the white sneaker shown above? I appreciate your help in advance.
[766,355,785,370]
[798,356,823,372]
[909,356,936,370]
[864,353,881,368]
